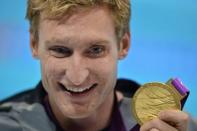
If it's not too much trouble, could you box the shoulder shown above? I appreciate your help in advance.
[0,81,46,105]
[116,78,140,97]
[118,96,138,130]
[115,79,140,130]
[0,102,55,131]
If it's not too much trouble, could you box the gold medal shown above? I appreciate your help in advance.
[132,82,182,125]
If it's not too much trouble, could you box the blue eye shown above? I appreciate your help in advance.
[86,45,106,58]
[49,46,73,58]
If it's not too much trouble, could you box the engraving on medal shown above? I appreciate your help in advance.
[132,82,181,125]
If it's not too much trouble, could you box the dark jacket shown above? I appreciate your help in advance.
[0,79,197,131]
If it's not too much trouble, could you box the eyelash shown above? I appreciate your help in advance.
[48,45,107,58]
[49,46,73,58]
[85,45,106,58]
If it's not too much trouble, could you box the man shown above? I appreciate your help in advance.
[0,0,197,131]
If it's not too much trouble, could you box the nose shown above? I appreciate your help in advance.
[66,56,89,86]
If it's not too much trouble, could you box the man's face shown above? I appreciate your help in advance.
[31,6,130,119]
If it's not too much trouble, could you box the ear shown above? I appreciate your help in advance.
[118,32,131,60]
[30,32,39,59]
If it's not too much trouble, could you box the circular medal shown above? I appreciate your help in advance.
[132,82,181,125]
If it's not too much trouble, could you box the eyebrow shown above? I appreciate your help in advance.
[45,37,73,46]
[45,37,111,47]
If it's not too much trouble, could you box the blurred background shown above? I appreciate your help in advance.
[0,0,197,117]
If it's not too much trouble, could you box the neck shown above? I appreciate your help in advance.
[50,90,115,131]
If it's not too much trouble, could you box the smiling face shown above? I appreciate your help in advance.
[30,6,130,120]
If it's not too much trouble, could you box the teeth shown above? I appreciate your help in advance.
[66,86,92,93]
[59,83,97,93]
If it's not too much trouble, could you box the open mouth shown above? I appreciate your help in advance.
[58,83,97,95]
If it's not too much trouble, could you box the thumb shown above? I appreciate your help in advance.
[150,128,159,131]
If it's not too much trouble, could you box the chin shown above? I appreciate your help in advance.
[59,102,96,119]
[62,108,94,119]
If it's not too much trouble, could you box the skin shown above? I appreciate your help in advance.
[30,6,130,131]
[30,4,189,131]
[140,110,189,131]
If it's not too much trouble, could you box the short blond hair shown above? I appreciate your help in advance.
[26,0,131,41]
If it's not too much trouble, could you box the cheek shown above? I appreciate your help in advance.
[40,58,66,90]
[91,58,117,106]
[92,57,118,86]
[97,60,117,76]
[98,52,118,74]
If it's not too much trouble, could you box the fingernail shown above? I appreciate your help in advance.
[150,128,159,131]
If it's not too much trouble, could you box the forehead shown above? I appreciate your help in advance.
[38,6,117,44]
[41,6,114,27]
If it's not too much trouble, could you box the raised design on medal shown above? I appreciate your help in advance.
[132,82,181,125]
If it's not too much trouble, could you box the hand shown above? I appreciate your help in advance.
[140,110,189,131]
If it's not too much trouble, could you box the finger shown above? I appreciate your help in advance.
[159,110,189,131]
[140,118,177,131]
[149,128,159,131]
